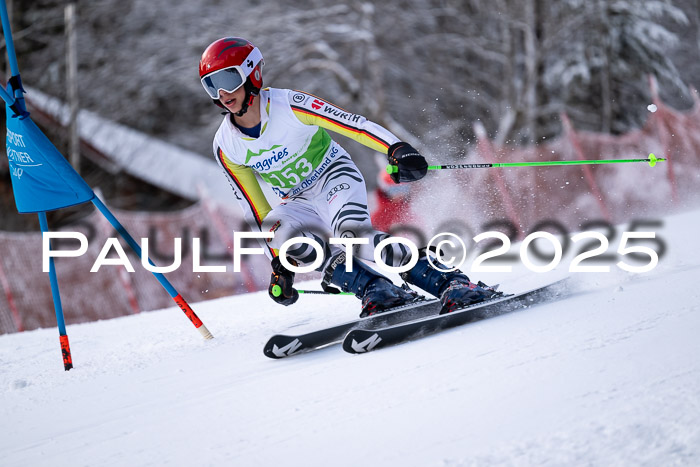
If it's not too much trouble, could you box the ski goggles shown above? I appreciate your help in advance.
[200,47,263,99]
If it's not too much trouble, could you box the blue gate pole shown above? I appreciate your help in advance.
[91,197,213,339]
[1,0,28,117]
[0,0,27,115]
[0,84,14,105]
[38,212,74,370]
[0,0,20,76]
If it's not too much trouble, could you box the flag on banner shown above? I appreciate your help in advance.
[5,104,94,213]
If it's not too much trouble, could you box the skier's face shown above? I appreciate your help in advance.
[219,86,246,114]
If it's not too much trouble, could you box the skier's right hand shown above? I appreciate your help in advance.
[269,256,299,306]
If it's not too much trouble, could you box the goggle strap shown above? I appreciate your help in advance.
[241,47,263,76]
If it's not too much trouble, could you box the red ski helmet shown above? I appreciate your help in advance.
[199,37,264,114]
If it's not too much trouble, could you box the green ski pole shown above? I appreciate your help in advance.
[387,153,665,174]
[270,285,354,297]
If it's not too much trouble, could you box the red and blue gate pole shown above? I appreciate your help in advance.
[91,197,213,339]
[38,213,73,370]
[3,1,75,370]
[2,1,212,372]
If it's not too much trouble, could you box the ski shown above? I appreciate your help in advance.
[263,297,441,359]
[342,278,569,354]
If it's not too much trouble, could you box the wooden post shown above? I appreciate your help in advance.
[65,2,80,174]
[0,255,24,332]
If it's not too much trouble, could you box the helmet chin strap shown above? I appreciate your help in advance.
[233,80,260,117]
[234,94,254,117]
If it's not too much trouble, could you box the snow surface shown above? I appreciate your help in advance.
[1,208,700,466]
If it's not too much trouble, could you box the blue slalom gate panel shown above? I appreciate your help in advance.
[5,103,94,213]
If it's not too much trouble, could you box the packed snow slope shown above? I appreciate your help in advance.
[1,208,700,466]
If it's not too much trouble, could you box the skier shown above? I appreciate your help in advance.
[199,37,500,316]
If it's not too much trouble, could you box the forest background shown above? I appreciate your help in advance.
[1,0,699,227]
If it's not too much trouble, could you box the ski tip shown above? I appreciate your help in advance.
[343,330,383,354]
[263,335,301,359]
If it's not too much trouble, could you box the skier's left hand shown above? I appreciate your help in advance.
[387,142,428,183]
[269,256,299,306]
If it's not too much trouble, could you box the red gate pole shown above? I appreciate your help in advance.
[474,122,523,238]
[648,75,679,205]
[561,113,613,222]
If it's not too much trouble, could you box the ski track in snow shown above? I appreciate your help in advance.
[1,209,700,466]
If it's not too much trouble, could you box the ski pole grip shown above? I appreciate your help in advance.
[271,284,282,297]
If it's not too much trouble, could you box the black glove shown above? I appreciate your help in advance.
[269,256,299,306]
[387,142,428,184]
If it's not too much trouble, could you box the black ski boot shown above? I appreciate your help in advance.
[323,252,419,317]
[402,255,502,314]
